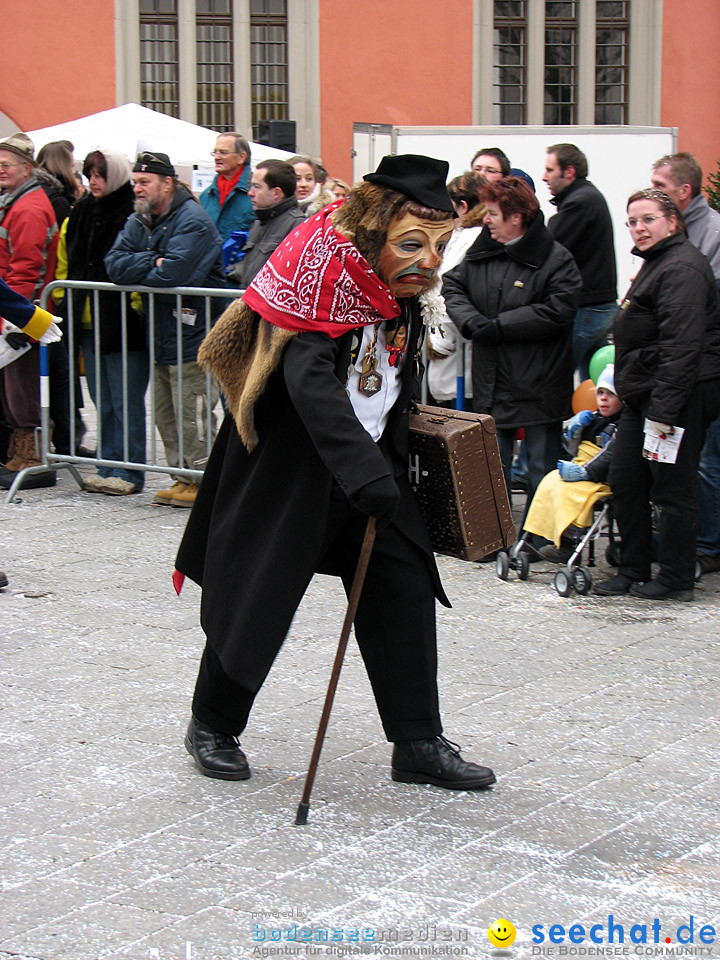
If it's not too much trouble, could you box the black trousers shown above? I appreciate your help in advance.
[192,484,442,743]
[609,380,720,589]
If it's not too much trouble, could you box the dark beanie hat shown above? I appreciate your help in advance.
[509,167,536,193]
[133,151,175,177]
[364,154,454,213]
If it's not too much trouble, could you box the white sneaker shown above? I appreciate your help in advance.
[83,474,107,493]
[97,477,139,496]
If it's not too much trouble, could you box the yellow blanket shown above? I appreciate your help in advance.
[523,441,611,546]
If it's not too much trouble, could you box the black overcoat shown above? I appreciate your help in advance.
[613,233,720,424]
[441,212,582,428]
[63,182,146,355]
[176,300,449,688]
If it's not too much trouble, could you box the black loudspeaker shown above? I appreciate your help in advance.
[257,120,296,152]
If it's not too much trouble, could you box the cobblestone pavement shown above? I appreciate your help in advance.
[1,462,719,960]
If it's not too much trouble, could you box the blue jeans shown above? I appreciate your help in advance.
[696,412,720,556]
[81,333,149,490]
[573,302,617,381]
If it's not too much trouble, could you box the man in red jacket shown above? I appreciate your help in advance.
[0,132,58,488]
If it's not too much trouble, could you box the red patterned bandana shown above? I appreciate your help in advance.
[242,201,401,337]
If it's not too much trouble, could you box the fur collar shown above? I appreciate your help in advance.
[197,299,295,451]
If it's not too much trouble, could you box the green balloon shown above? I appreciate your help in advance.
[589,344,615,384]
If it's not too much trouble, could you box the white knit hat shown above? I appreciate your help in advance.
[596,363,616,395]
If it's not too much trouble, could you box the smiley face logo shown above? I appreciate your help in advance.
[488,918,516,948]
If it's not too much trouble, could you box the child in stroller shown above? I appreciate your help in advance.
[523,365,623,562]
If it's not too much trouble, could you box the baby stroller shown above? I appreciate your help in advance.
[495,495,619,597]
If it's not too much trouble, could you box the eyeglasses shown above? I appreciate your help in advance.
[0,161,22,171]
[626,215,666,228]
[211,149,236,157]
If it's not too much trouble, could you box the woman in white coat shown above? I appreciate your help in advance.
[427,171,486,409]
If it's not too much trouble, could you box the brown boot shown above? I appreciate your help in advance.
[14,429,42,468]
[2,429,22,472]
[3,429,41,470]
[170,481,199,507]
[0,428,55,490]
[153,480,187,506]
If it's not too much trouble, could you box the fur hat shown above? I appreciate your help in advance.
[133,151,175,177]
[363,154,454,213]
[0,132,35,165]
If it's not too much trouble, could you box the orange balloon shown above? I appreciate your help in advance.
[572,378,596,414]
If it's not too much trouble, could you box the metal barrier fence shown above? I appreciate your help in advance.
[3,280,471,503]
[4,280,243,503]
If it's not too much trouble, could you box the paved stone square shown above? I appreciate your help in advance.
[1,463,718,960]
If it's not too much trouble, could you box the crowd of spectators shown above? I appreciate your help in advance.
[1,129,719,598]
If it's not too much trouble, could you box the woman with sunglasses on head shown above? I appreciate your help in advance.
[595,189,720,601]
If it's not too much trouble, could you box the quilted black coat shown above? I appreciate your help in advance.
[613,233,720,424]
[441,211,582,428]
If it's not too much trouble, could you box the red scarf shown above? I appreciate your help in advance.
[243,201,400,337]
[217,165,243,207]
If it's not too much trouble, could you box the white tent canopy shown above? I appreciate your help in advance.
[28,103,292,172]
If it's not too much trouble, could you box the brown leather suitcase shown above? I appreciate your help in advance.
[408,403,516,561]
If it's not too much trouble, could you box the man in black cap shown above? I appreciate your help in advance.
[176,154,497,792]
[105,152,227,507]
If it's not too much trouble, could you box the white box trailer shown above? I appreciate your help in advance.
[352,123,678,301]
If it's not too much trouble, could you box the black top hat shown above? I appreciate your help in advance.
[364,154,454,213]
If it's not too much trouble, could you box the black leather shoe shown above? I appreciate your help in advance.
[629,581,694,602]
[519,544,545,564]
[593,573,635,596]
[538,542,576,564]
[0,469,56,490]
[184,717,251,780]
[697,553,720,575]
[0,570,8,589]
[391,736,496,790]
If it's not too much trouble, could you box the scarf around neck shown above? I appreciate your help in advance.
[243,201,400,337]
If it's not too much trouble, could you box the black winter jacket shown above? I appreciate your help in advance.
[613,233,720,424]
[37,168,73,228]
[442,212,582,428]
[63,182,146,355]
[231,195,306,288]
[547,178,617,306]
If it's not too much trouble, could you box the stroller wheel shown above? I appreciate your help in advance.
[496,551,510,581]
[554,569,572,597]
[572,566,593,595]
[605,543,620,566]
[517,552,530,581]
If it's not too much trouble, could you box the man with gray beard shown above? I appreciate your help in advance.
[105,152,226,507]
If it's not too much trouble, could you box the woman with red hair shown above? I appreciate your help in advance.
[442,177,583,533]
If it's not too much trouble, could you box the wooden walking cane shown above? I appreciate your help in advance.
[294,516,377,825]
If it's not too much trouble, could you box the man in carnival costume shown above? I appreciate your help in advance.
[176,155,497,792]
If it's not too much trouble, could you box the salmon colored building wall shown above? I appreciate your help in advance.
[318,0,475,183]
[660,0,720,185]
[0,2,115,132]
